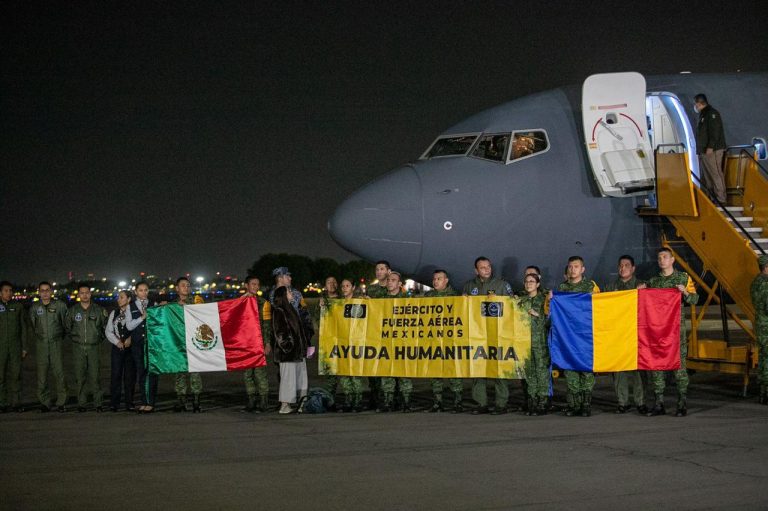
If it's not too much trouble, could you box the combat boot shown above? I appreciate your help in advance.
[452,392,464,414]
[581,392,592,417]
[427,394,443,413]
[537,397,548,416]
[675,394,687,417]
[647,396,665,416]
[564,392,580,417]
[243,394,257,413]
[352,393,364,413]
[173,397,187,413]
[192,395,202,413]
[760,386,768,405]
[378,393,393,413]
[525,397,535,416]
[401,395,413,413]
[258,395,269,413]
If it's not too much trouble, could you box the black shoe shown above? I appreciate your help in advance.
[96,407,103,413]
[173,402,186,413]
[452,403,464,414]
[110,406,119,413]
[615,405,630,414]
[490,407,508,415]
[565,407,580,417]
[13,405,24,413]
[40,405,50,413]
[675,406,687,417]
[402,405,412,413]
[192,397,202,413]
[426,402,442,413]
[57,405,67,413]
[376,404,391,413]
[636,405,648,415]
[647,403,665,416]
[125,405,135,412]
[527,409,539,416]
[472,406,489,415]
[77,406,87,413]
[581,406,591,417]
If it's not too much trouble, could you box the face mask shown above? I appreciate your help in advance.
[693,104,701,113]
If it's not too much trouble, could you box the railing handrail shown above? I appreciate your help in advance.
[654,146,767,256]
[737,148,768,182]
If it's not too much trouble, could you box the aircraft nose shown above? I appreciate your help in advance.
[328,165,423,274]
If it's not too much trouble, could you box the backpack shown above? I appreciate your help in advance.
[301,387,335,414]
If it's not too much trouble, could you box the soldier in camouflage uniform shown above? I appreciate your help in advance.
[519,273,549,416]
[462,257,514,415]
[645,248,698,417]
[173,277,204,412]
[424,269,463,413]
[751,254,768,404]
[29,281,69,412]
[65,284,107,412]
[242,276,270,413]
[0,281,28,412]
[376,271,412,412]
[557,256,600,417]
[337,278,364,412]
[603,255,648,415]
[318,277,340,399]
[364,260,391,410]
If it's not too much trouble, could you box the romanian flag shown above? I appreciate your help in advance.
[548,289,681,372]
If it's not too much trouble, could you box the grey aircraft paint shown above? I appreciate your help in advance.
[328,73,768,290]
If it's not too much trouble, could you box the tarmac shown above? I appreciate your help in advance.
[1,343,767,511]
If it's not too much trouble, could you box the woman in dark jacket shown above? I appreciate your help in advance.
[271,286,310,414]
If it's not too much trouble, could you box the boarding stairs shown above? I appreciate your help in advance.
[647,146,768,391]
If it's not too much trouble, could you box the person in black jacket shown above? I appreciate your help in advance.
[269,286,310,414]
[694,93,727,203]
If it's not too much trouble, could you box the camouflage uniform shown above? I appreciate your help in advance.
[243,294,269,411]
[375,290,413,411]
[647,270,698,412]
[29,299,69,408]
[66,302,107,409]
[750,263,768,402]
[518,292,549,414]
[0,298,27,409]
[365,284,388,408]
[557,279,600,416]
[603,276,646,410]
[174,296,202,403]
[424,286,463,411]
[462,275,513,412]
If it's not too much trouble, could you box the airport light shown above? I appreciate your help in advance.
[196,276,204,283]
[118,281,127,287]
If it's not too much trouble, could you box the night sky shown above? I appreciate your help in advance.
[2,1,765,284]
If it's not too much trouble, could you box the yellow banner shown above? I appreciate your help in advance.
[319,296,530,379]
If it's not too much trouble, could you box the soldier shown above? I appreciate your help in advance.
[424,269,463,413]
[0,281,28,413]
[364,261,390,409]
[519,273,550,416]
[694,93,727,204]
[318,276,340,399]
[242,276,270,413]
[337,278,364,412]
[462,256,514,415]
[643,248,698,417]
[66,284,107,412]
[29,281,69,412]
[603,255,648,415]
[376,271,413,412]
[750,254,768,404]
[129,281,159,413]
[173,277,204,413]
[556,256,600,417]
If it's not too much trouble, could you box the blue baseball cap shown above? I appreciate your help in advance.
[272,267,291,277]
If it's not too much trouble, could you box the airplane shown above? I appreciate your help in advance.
[328,72,768,291]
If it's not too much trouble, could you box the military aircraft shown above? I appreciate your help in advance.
[328,72,768,288]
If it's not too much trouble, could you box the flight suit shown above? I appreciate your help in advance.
[174,296,203,403]
[29,299,69,407]
[750,270,768,402]
[66,303,107,408]
[557,279,600,416]
[243,295,269,411]
[424,286,463,411]
[462,275,514,411]
[365,284,388,408]
[518,292,549,414]
[374,290,413,410]
[647,271,698,411]
[603,276,646,410]
[0,298,28,409]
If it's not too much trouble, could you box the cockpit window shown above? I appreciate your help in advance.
[470,134,510,162]
[509,130,549,161]
[422,134,478,159]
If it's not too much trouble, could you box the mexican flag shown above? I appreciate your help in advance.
[146,297,266,374]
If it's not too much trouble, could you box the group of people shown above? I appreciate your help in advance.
[1,248,767,418]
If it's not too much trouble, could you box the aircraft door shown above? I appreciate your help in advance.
[582,72,655,197]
